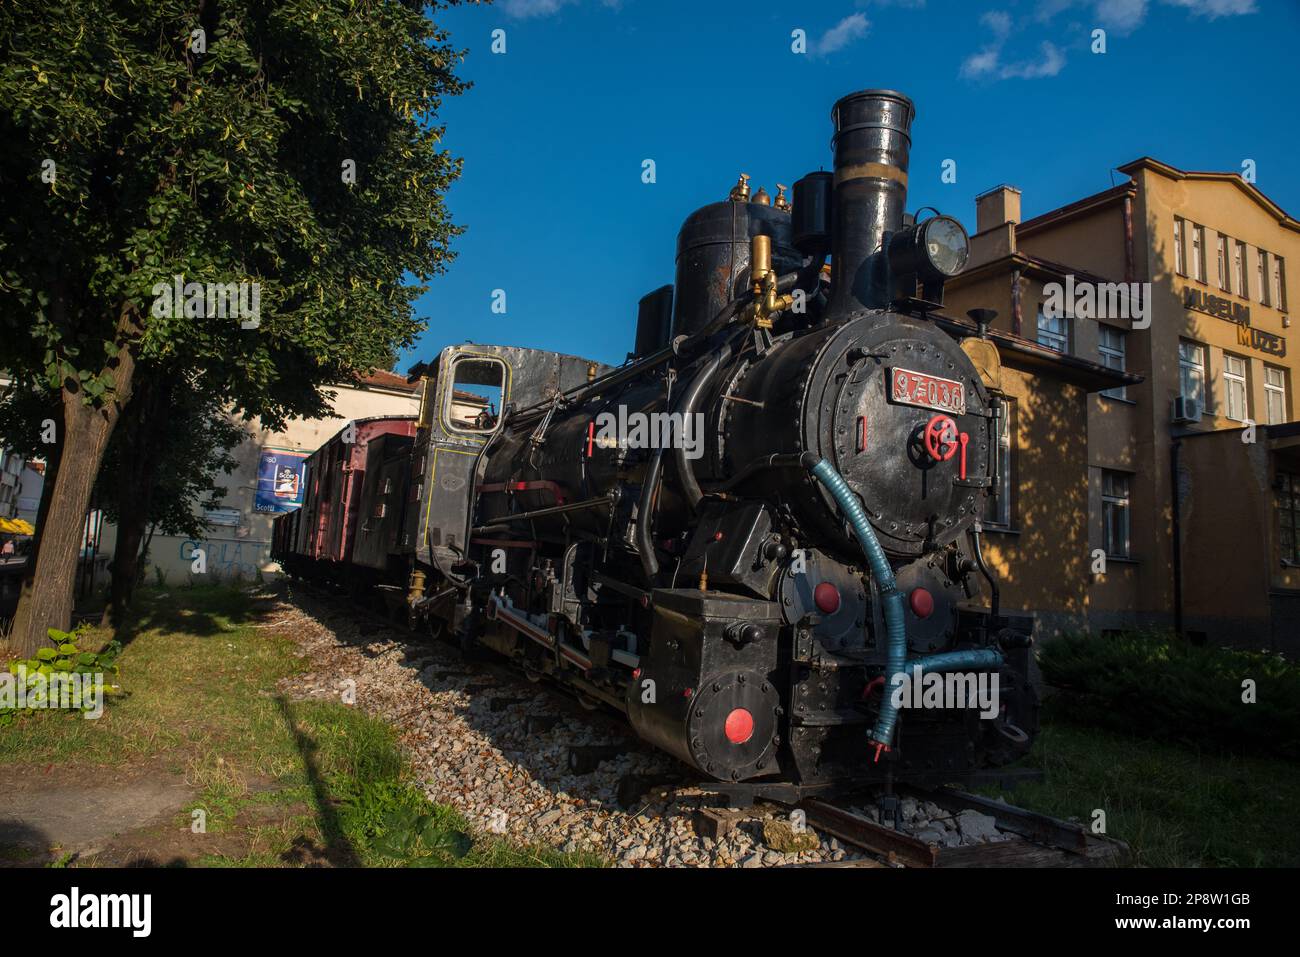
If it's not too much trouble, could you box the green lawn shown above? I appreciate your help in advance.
[7,585,1294,867]
[2,585,602,868]
[980,698,1300,867]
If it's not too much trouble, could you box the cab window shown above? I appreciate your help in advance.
[445,356,505,434]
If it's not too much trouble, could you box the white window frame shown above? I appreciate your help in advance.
[1098,325,1127,400]
[1274,256,1287,313]
[1191,224,1205,282]
[1173,217,1185,276]
[1235,240,1247,299]
[1179,340,1207,408]
[1258,249,1270,306]
[1036,306,1069,353]
[1216,233,1228,291]
[1223,354,1248,423]
[1265,365,1287,425]
[1102,470,1131,560]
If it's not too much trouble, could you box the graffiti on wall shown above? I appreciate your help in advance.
[179,539,269,579]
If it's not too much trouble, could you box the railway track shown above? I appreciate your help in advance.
[653,785,1129,868]
[286,581,1129,869]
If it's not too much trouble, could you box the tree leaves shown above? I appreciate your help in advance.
[0,0,470,425]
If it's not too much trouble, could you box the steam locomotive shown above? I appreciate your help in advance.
[272,89,1038,792]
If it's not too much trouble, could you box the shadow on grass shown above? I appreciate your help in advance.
[107,583,277,649]
[274,694,361,867]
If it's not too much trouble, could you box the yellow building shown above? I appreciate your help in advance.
[944,160,1300,652]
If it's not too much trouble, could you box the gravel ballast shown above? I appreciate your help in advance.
[268,588,1011,867]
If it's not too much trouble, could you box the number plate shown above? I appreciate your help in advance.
[888,367,967,416]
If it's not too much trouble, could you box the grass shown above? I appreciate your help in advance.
[9,584,1295,868]
[1,584,603,868]
[980,697,1300,867]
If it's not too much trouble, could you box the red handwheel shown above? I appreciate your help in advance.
[923,414,959,462]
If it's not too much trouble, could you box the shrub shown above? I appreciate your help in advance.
[1,626,121,723]
[1038,631,1300,759]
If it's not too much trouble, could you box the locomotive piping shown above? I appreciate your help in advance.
[970,522,1000,621]
[805,457,1003,754]
[635,445,665,579]
[674,343,732,512]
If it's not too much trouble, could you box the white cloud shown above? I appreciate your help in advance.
[502,0,623,17]
[1161,0,1257,17]
[961,10,1065,81]
[814,13,871,56]
[961,40,1066,80]
[1094,0,1148,34]
[502,0,573,16]
[1034,0,1255,34]
[982,10,1014,37]
[1000,41,1067,78]
[960,46,1002,79]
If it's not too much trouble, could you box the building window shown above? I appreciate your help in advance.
[1223,353,1249,422]
[1178,339,1207,408]
[1278,472,1300,565]
[1258,250,1270,306]
[1098,325,1127,400]
[1274,255,1287,313]
[1173,217,1185,276]
[1234,240,1247,299]
[1265,365,1288,425]
[984,400,1013,528]
[1102,470,1131,559]
[1190,224,1205,282]
[1216,233,1229,291]
[1036,306,1069,353]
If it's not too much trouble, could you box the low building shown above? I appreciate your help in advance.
[944,159,1299,653]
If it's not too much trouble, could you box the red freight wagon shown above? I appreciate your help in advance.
[276,416,417,583]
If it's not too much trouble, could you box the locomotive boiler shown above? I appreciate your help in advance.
[274,89,1038,793]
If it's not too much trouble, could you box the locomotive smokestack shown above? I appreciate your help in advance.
[826,89,914,317]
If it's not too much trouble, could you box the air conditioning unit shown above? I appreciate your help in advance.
[1172,395,1202,424]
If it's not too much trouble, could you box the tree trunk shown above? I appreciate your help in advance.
[8,307,138,656]
[101,377,170,627]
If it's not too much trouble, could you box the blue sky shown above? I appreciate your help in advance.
[402,0,1295,370]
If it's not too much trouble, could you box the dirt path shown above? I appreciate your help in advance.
[0,764,194,864]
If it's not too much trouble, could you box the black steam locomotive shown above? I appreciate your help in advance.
[273,89,1038,792]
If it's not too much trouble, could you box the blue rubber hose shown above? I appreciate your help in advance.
[805,456,1003,753]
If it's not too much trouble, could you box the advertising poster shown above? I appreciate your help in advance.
[254,448,308,514]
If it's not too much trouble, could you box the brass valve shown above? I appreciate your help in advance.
[728,173,751,202]
[741,234,793,330]
[774,184,790,211]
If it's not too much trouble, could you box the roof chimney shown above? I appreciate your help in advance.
[968,185,1021,268]
[976,185,1021,233]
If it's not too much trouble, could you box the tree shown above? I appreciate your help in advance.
[0,0,468,654]
[95,366,245,623]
